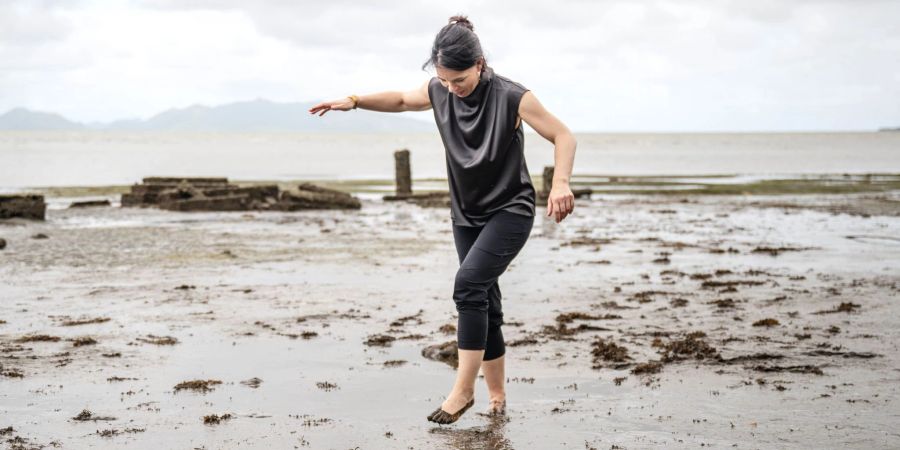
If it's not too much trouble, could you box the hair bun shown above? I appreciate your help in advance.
[448,15,474,31]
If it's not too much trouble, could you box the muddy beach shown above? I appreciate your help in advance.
[1,188,899,449]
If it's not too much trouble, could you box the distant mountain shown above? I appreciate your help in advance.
[0,99,436,132]
[0,108,85,130]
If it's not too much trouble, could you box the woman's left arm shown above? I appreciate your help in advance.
[518,91,577,223]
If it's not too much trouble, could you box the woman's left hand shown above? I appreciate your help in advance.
[546,184,575,223]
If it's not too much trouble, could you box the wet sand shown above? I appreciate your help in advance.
[1,190,899,449]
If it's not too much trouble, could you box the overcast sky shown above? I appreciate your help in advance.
[2,0,898,132]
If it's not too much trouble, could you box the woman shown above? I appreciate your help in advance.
[309,15,576,424]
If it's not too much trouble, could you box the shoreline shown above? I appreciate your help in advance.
[4,172,900,198]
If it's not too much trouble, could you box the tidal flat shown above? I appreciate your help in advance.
[1,186,899,449]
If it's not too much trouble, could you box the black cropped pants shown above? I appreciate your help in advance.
[451,210,534,361]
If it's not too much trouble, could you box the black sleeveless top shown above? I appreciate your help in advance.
[428,66,537,227]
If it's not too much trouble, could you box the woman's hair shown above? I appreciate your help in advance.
[422,15,487,72]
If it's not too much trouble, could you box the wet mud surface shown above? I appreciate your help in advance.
[1,192,899,448]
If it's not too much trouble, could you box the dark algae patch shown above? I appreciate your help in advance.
[701,280,766,289]
[657,331,720,362]
[14,334,61,343]
[507,337,540,347]
[96,428,145,437]
[174,379,222,393]
[389,309,425,327]
[591,338,631,369]
[240,377,263,388]
[2,367,24,378]
[364,333,396,347]
[71,409,116,421]
[61,317,111,326]
[708,298,738,309]
[751,246,814,256]
[556,312,622,323]
[752,318,780,327]
[813,302,862,314]
[106,376,138,382]
[628,290,673,303]
[540,322,612,339]
[72,336,98,347]
[752,365,824,375]
[136,334,179,345]
[631,361,663,375]
[719,353,785,364]
[203,413,233,425]
[315,381,339,391]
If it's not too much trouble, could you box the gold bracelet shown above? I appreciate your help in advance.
[348,94,359,109]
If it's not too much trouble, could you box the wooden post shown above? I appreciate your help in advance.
[542,166,554,194]
[539,165,593,201]
[394,149,412,197]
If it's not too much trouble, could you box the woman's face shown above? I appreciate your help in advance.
[435,60,483,98]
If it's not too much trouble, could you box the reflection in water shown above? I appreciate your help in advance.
[392,210,414,223]
[539,213,559,240]
[429,413,513,450]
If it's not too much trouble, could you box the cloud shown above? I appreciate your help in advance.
[0,1,77,45]
[0,0,898,130]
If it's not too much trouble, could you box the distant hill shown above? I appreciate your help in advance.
[0,108,85,130]
[0,99,435,132]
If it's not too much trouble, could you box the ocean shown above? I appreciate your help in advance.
[0,131,898,189]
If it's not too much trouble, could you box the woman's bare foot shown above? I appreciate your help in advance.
[480,355,506,415]
[427,388,475,424]
[485,395,506,415]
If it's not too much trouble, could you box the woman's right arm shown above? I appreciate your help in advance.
[308,80,432,116]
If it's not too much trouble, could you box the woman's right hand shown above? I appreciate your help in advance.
[308,97,355,116]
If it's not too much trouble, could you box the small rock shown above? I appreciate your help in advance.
[364,334,396,347]
[421,341,459,368]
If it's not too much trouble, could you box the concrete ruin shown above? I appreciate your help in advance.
[68,200,112,208]
[278,183,362,210]
[121,177,360,212]
[382,149,451,208]
[538,165,592,202]
[0,194,46,220]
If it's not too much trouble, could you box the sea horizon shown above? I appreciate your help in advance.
[2,130,899,191]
